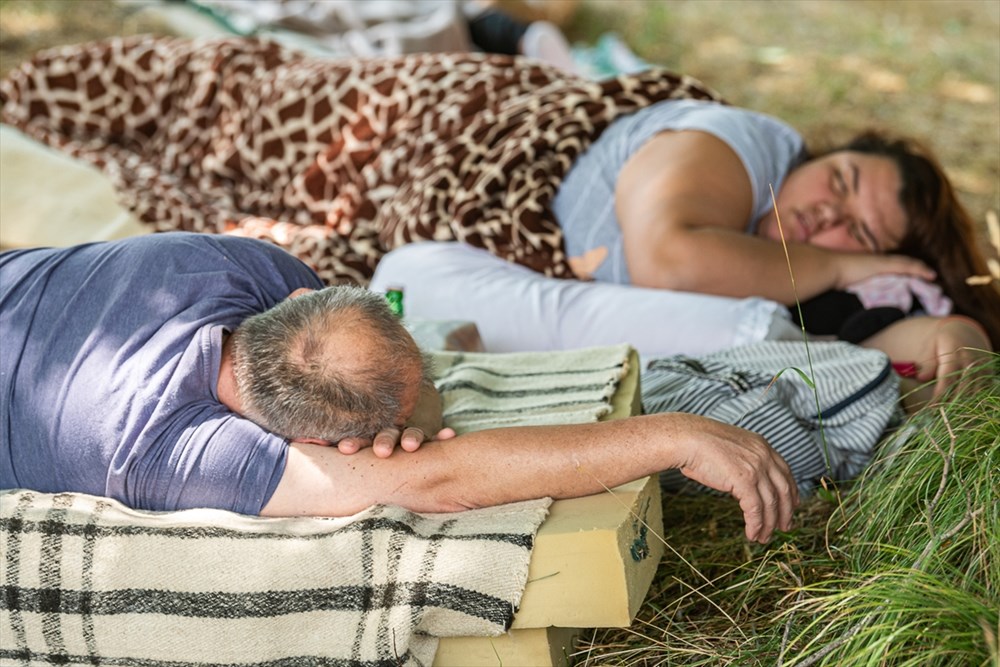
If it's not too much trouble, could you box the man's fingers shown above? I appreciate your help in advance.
[337,438,369,455]
[341,426,456,458]
[399,427,425,452]
[739,493,766,543]
[736,466,796,544]
[373,429,401,458]
[770,469,796,533]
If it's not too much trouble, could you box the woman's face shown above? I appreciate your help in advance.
[756,151,908,254]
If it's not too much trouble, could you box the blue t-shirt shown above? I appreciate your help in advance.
[553,99,805,283]
[0,233,324,514]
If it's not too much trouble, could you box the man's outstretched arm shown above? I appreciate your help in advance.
[261,413,799,544]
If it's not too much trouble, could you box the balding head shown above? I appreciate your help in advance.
[230,286,427,441]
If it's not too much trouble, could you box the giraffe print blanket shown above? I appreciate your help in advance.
[0,36,722,285]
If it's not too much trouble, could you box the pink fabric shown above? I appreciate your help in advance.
[846,275,953,316]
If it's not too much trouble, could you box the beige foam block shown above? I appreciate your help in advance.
[435,626,579,667]
[433,477,661,665]
[513,473,663,629]
[511,346,660,629]
[607,347,642,421]
[0,125,149,249]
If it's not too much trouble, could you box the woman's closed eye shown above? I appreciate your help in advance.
[849,218,880,253]
[832,168,849,196]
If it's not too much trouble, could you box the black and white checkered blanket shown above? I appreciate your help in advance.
[1,344,632,666]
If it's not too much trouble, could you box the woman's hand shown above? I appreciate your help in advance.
[913,316,994,402]
[862,315,994,413]
[834,252,936,290]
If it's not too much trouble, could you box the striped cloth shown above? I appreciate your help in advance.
[642,341,903,495]
[432,344,633,433]
[0,345,631,666]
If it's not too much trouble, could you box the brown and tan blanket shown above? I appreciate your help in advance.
[0,36,721,284]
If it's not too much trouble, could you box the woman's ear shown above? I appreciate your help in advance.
[288,287,314,299]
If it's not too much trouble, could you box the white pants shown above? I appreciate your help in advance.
[370,242,801,363]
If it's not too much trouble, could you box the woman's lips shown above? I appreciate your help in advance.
[794,211,810,242]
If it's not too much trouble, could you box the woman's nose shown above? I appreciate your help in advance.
[814,202,844,229]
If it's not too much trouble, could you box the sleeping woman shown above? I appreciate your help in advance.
[372,99,998,406]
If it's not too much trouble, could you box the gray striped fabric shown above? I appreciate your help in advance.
[642,341,903,495]
[432,344,632,434]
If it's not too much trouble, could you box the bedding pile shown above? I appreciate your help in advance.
[0,35,721,284]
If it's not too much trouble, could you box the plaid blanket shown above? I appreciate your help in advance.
[1,345,632,666]
[0,491,550,667]
[0,36,721,285]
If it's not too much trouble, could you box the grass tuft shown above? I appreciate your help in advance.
[575,362,999,666]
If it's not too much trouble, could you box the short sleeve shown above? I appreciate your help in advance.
[126,404,288,515]
[624,101,805,229]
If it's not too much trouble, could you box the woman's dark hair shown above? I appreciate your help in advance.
[819,130,1000,348]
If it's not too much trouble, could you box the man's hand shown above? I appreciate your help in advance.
[335,426,457,458]
[335,380,455,458]
[673,415,799,543]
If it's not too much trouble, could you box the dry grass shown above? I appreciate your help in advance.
[574,377,999,666]
[0,0,173,74]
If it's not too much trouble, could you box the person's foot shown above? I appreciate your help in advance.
[520,21,577,74]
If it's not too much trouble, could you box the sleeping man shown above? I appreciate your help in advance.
[0,233,797,543]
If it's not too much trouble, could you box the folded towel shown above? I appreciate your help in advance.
[432,344,632,433]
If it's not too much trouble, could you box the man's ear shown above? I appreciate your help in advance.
[290,437,332,446]
[288,287,314,299]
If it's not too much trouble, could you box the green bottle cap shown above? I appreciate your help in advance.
[385,287,404,318]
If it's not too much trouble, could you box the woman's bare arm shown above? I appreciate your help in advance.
[261,412,799,544]
[616,131,931,304]
[861,315,994,412]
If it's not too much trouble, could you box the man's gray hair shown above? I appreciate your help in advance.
[230,286,426,441]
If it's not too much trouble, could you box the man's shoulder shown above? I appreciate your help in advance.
[123,232,285,260]
[117,232,323,286]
